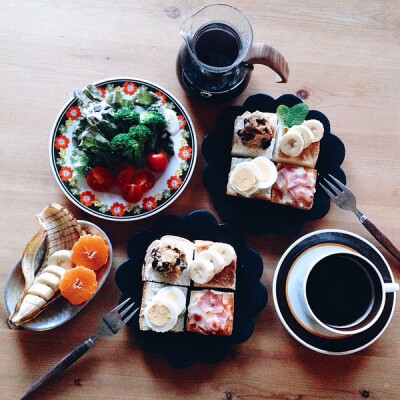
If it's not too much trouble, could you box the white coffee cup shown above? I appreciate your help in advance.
[301,249,399,336]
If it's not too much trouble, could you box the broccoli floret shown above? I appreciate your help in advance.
[109,133,139,163]
[134,90,157,106]
[113,107,140,131]
[139,111,166,133]
[128,125,154,166]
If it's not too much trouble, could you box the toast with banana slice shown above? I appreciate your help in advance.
[191,240,237,290]
[272,124,320,168]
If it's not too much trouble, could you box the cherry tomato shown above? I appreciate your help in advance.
[86,166,113,192]
[133,169,155,192]
[114,163,135,187]
[121,183,143,203]
[146,151,168,173]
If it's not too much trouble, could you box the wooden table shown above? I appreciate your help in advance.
[1,1,399,399]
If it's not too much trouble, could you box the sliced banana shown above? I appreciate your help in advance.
[144,299,178,332]
[43,264,67,279]
[208,243,236,268]
[302,119,324,142]
[229,162,261,197]
[27,283,55,301]
[279,131,304,157]
[251,157,278,189]
[35,272,60,292]
[287,125,313,148]
[23,294,47,308]
[189,258,215,284]
[153,286,186,315]
[47,249,72,270]
[197,250,225,274]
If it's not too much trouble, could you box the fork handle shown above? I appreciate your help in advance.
[361,218,400,263]
[19,338,96,400]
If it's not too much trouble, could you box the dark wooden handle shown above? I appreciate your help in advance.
[362,218,400,263]
[244,43,289,83]
[19,340,93,399]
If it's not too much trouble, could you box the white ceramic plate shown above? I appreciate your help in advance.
[49,78,197,221]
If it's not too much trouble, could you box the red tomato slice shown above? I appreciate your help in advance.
[133,170,155,192]
[86,166,113,192]
[146,152,168,173]
[121,183,143,203]
[114,163,135,187]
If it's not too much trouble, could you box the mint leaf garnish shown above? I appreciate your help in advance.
[276,103,309,127]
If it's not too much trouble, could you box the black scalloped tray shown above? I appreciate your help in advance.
[202,93,346,235]
[115,210,268,368]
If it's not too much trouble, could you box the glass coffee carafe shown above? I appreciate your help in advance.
[176,4,289,103]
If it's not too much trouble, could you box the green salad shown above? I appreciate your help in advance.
[70,85,176,177]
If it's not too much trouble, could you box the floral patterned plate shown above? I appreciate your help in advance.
[49,78,197,221]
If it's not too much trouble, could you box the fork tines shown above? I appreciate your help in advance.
[113,297,138,325]
[319,174,347,198]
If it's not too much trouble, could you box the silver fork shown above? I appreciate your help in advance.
[320,174,400,263]
[20,298,138,400]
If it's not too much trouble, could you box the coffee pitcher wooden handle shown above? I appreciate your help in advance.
[244,43,289,83]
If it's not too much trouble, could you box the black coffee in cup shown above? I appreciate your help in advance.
[305,254,375,327]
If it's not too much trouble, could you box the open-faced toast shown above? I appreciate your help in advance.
[186,289,234,336]
[139,281,187,333]
[192,240,237,290]
[142,235,194,286]
[232,111,277,159]
[271,163,317,210]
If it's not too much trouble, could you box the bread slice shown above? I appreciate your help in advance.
[139,282,187,333]
[192,240,237,290]
[226,157,272,201]
[231,111,277,159]
[142,235,194,286]
[272,125,320,168]
[186,289,234,336]
[270,163,317,210]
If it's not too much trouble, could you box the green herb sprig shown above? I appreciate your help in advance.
[276,103,309,127]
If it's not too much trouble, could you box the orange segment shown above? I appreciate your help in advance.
[59,266,98,305]
[71,234,109,271]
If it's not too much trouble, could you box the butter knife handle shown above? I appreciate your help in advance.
[19,339,94,399]
[362,218,400,263]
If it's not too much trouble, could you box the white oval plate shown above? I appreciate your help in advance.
[4,220,113,331]
[49,77,197,221]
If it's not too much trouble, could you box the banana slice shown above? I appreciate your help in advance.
[197,250,225,274]
[144,299,178,333]
[302,119,324,142]
[35,272,60,292]
[189,259,215,284]
[251,157,278,189]
[279,131,304,157]
[23,294,47,308]
[208,243,236,267]
[287,125,313,148]
[27,283,55,301]
[229,162,261,197]
[43,264,67,279]
[153,286,186,315]
[47,249,72,270]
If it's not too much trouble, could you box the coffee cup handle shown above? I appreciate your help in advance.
[244,43,289,83]
[384,282,400,293]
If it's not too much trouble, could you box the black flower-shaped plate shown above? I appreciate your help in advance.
[115,210,267,368]
[202,93,346,235]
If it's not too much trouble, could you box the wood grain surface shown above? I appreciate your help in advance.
[1,1,399,399]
